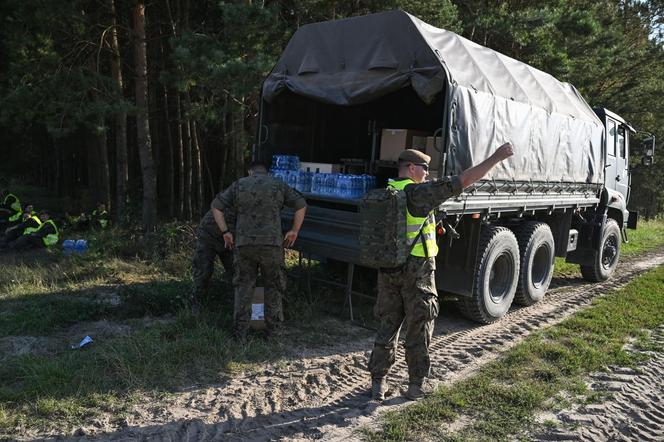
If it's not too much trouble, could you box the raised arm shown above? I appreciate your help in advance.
[458,142,514,189]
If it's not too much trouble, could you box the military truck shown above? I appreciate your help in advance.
[253,11,656,323]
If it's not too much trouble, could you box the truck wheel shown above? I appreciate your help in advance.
[514,222,555,306]
[459,225,519,324]
[580,219,621,282]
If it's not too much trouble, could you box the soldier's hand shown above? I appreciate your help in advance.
[223,232,234,250]
[493,142,514,161]
[283,230,298,248]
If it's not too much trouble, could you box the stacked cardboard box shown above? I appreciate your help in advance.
[300,162,342,173]
[379,129,429,161]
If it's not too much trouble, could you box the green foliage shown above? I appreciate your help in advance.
[0,0,130,137]
[1,0,664,219]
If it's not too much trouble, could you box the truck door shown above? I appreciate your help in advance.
[615,124,629,200]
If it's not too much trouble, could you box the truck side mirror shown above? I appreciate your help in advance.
[641,137,655,166]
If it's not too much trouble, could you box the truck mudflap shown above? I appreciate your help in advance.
[627,210,638,229]
[436,217,483,297]
[566,213,606,267]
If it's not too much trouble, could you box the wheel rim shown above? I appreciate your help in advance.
[601,233,619,270]
[489,252,514,303]
[532,244,552,289]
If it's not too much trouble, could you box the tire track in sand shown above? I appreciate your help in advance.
[532,325,664,442]
[52,249,664,441]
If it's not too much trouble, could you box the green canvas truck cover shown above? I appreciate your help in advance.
[262,10,604,186]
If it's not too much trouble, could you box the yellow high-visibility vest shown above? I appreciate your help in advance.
[36,219,59,247]
[23,215,43,235]
[388,178,438,258]
[3,193,20,212]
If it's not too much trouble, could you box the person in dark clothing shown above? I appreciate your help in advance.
[0,190,21,217]
[1,210,40,247]
[190,207,236,311]
[0,192,22,230]
[212,161,307,339]
[9,212,59,250]
[91,203,109,229]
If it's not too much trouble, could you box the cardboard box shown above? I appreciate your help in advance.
[300,162,342,174]
[250,287,266,330]
[426,136,443,169]
[379,129,430,161]
[412,135,428,152]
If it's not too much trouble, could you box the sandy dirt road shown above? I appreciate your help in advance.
[20,248,664,442]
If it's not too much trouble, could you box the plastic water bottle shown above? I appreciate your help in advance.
[272,155,282,170]
[63,239,75,255]
[312,173,324,194]
[74,239,88,254]
[289,155,300,171]
[352,175,360,199]
[296,171,312,192]
[323,173,333,195]
[287,170,298,188]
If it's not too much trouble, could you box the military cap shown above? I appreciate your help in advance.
[398,149,431,165]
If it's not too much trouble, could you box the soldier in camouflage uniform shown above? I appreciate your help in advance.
[190,206,236,311]
[369,144,514,401]
[211,161,307,339]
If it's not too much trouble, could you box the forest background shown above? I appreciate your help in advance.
[1,0,663,232]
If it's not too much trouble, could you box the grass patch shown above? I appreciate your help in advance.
[0,310,281,435]
[0,225,370,438]
[365,263,664,441]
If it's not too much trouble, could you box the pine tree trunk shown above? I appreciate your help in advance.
[96,123,111,209]
[184,113,193,220]
[192,120,203,216]
[234,99,246,179]
[133,0,158,232]
[176,94,185,219]
[160,38,175,219]
[109,0,128,224]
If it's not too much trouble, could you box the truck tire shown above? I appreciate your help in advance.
[580,219,621,282]
[514,222,555,306]
[459,225,520,324]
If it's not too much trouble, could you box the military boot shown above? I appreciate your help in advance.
[405,378,425,401]
[371,377,388,401]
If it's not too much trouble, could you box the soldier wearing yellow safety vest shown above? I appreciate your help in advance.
[91,203,109,229]
[1,210,40,247]
[0,191,22,227]
[9,212,59,250]
[369,143,514,402]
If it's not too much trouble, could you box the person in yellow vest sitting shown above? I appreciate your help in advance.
[0,191,22,229]
[0,189,21,215]
[1,209,39,247]
[8,212,59,250]
[91,203,109,229]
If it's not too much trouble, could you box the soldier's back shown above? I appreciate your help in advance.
[234,174,289,247]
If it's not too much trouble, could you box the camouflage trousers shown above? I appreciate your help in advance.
[368,256,439,381]
[233,245,285,335]
[191,234,234,303]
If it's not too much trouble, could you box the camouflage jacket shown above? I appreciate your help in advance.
[197,208,235,243]
[211,172,306,247]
